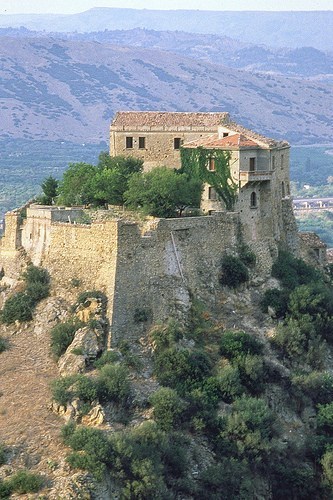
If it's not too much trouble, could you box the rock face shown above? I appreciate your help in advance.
[57,325,103,376]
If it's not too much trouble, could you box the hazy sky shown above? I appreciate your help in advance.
[1,0,332,15]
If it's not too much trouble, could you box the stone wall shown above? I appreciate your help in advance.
[0,205,294,345]
[110,127,219,171]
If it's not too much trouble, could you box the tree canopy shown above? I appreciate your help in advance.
[124,166,202,217]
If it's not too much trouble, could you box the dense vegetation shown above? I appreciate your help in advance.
[49,251,333,498]
[0,265,50,324]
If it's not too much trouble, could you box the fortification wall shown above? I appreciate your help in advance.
[0,207,281,345]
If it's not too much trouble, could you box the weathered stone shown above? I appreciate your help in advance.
[58,352,86,376]
[81,404,105,426]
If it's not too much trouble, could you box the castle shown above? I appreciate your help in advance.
[0,112,325,345]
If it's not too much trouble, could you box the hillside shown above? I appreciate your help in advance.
[0,8,333,50]
[1,36,333,144]
[2,27,333,80]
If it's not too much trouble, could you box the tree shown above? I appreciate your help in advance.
[125,166,202,217]
[40,176,58,205]
[57,162,96,206]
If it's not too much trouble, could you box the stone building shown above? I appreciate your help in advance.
[110,111,295,250]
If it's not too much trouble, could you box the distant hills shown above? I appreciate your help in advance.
[0,8,332,145]
[0,35,332,144]
[0,8,333,50]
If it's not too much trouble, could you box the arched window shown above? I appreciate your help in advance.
[250,191,257,207]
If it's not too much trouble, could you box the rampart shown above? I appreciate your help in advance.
[0,206,279,344]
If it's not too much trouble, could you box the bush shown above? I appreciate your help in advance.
[292,371,333,405]
[1,292,34,324]
[317,403,333,434]
[50,320,82,359]
[219,330,263,359]
[0,337,8,353]
[149,321,183,351]
[238,244,256,268]
[220,255,249,288]
[272,317,327,369]
[260,288,289,318]
[214,364,244,403]
[150,387,185,431]
[0,443,6,465]
[153,347,212,394]
[236,354,266,394]
[7,470,43,494]
[62,423,111,479]
[96,363,131,403]
[220,395,275,461]
[196,459,252,499]
[271,251,320,290]
[94,350,120,368]
[0,480,12,498]
[51,375,79,406]
[0,265,50,324]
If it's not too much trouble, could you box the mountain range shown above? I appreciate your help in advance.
[0,8,332,50]
[0,8,332,145]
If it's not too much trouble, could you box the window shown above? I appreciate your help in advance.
[250,192,257,207]
[174,138,181,150]
[281,154,284,169]
[249,157,256,172]
[126,136,133,149]
[281,182,285,198]
[208,157,215,171]
[208,186,217,200]
[272,156,275,169]
[223,132,229,137]
[139,137,146,149]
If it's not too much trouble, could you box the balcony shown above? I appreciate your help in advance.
[239,170,272,187]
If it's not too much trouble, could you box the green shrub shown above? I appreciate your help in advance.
[133,307,151,323]
[0,265,50,324]
[94,350,120,368]
[272,316,327,369]
[236,354,266,394]
[271,250,320,290]
[292,371,333,405]
[220,330,263,359]
[0,480,12,498]
[62,423,111,479]
[51,375,79,406]
[96,363,131,403]
[149,320,183,351]
[220,395,275,461]
[50,320,82,359]
[0,337,8,353]
[150,387,185,431]
[260,288,289,318]
[238,244,256,267]
[196,459,252,499]
[153,347,212,394]
[0,443,6,465]
[220,255,249,288]
[317,403,333,434]
[1,292,34,324]
[74,375,98,403]
[321,450,333,486]
[269,460,319,500]
[23,265,49,285]
[7,470,43,494]
[214,364,244,403]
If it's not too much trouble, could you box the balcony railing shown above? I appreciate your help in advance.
[239,170,272,187]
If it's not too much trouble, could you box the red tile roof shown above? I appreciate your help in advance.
[183,133,260,149]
